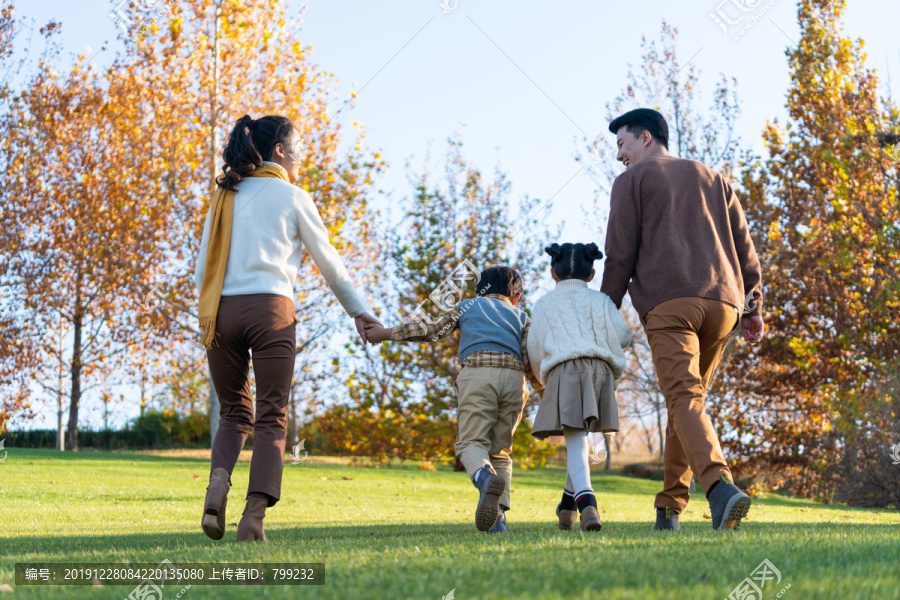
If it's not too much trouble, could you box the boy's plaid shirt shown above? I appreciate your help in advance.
[391,294,545,393]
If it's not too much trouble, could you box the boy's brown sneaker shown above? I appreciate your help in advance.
[556,504,577,531]
[580,505,602,532]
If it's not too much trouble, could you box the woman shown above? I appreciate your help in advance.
[194,114,381,542]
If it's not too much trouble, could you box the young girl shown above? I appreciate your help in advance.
[527,242,632,532]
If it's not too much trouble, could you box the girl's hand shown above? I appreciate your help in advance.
[354,312,383,344]
[364,323,392,344]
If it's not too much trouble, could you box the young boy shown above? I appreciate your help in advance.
[364,266,544,533]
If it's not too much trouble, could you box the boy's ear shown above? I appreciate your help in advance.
[510,292,523,306]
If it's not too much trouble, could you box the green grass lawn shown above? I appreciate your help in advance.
[1,448,898,599]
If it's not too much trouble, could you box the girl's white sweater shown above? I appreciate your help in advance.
[527,279,633,385]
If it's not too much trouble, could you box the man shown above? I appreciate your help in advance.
[600,108,764,531]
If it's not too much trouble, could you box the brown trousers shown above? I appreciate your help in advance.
[644,296,739,513]
[207,293,297,508]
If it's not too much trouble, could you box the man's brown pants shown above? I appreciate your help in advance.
[207,294,297,508]
[644,297,739,513]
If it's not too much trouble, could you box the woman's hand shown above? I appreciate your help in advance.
[354,312,383,344]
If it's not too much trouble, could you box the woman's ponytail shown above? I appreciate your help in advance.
[216,114,294,192]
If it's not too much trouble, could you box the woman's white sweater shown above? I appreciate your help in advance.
[194,162,366,317]
[527,279,633,385]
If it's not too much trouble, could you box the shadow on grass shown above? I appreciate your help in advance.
[4,521,898,596]
[4,520,899,560]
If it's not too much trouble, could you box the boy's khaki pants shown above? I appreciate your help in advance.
[644,296,740,514]
[454,366,529,510]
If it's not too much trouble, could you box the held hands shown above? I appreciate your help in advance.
[354,312,383,344]
[363,323,393,344]
[741,315,764,345]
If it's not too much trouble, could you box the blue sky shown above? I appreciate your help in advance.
[21,1,899,245]
[12,0,899,429]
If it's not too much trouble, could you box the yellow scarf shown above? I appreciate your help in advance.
[199,164,289,348]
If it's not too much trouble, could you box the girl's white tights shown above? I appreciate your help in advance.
[563,427,592,496]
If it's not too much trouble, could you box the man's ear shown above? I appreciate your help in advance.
[510,292,523,306]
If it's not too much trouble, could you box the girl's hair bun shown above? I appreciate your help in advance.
[583,242,603,261]
[546,241,602,281]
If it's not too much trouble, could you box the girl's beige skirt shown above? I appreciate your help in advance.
[532,357,619,439]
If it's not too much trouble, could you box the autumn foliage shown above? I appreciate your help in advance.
[710,0,900,504]
[0,0,897,505]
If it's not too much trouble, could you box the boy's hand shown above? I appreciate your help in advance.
[364,323,393,344]
[354,312,383,344]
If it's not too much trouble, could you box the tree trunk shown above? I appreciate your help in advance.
[55,313,65,451]
[56,391,65,451]
[56,323,65,451]
[140,359,146,417]
[604,433,612,471]
[66,311,83,451]
[655,393,665,458]
[287,392,296,448]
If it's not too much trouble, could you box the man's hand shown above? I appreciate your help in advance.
[363,322,393,344]
[741,315,764,344]
[354,312,383,344]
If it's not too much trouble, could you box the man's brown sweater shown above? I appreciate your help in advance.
[600,155,762,320]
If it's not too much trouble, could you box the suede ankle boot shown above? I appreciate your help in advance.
[201,467,231,540]
[236,496,269,542]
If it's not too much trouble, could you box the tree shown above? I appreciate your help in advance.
[319,136,555,465]
[111,0,385,445]
[582,20,741,189]
[715,0,900,498]
[0,49,173,449]
[0,0,384,447]
[0,4,61,435]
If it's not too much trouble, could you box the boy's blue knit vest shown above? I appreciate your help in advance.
[457,296,529,362]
